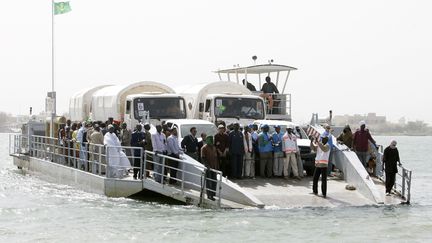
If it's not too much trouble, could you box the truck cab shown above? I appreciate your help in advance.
[200,94,265,126]
[182,81,266,127]
[124,94,187,129]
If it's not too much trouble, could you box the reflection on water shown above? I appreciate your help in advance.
[1,134,432,242]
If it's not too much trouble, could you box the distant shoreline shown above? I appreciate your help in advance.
[375,133,431,136]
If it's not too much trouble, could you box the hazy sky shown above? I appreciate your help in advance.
[1,0,431,124]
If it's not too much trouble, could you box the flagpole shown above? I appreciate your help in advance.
[50,0,56,138]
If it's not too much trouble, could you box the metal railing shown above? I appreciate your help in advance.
[251,91,292,118]
[9,134,29,156]
[141,151,223,207]
[378,145,413,204]
[9,134,223,207]
[392,164,412,204]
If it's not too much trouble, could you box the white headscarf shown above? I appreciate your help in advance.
[390,140,397,149]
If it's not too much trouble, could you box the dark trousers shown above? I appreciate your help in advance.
[385,171,396,193]
[133,156,141,178]
[254,150,260,176]
[313,167,328,196]
[168,154,179,184]
[206,169,217,198]
[230,154,244,179]
[218,156,229,177]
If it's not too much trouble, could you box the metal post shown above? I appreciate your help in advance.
[275,71,280,87]
[50,0,56,138]
[68,140,71,167]
[36,137,39,158]
[199,171,205,206]
[8,134,11,155]
[244,69,248,88]
[218,171,222,208]
[50,138,54,162]
[407,170,412,204]
[401,168,406,199]
[235,71,239,84]
[161,157,166,183]
[181,163,185,192]
[18,135,22,154]
[142,149,146,180]
[106,146,110,177]
[281,71,291,94]
[98,146,102,176]
[258,73,262,89]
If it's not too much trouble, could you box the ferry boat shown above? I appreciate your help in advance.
[9,61,412,209]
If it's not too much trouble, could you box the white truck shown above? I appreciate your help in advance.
[69,85,112,122]
[69,81,187,128]
[181,82,266,126]
[164,119,218,144]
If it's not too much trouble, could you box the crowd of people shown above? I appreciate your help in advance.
[54,117,401,199]
[55,118,138,178]
[207,122,305,181]
[54,118,305,178]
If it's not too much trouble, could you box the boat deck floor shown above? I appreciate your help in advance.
[233,176,404,208]
[371,177,406,205]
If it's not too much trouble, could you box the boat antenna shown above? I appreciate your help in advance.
[252,55,257,64]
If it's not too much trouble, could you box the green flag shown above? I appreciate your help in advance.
[54,2,72,15]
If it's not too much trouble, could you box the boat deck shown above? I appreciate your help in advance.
[233,176,404,208]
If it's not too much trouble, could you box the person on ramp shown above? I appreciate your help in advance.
[310,134,330,198]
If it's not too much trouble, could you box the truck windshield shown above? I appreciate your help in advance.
[133,97,186,120]
[214,97,264,119]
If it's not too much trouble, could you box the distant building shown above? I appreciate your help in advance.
[333,113,387,126]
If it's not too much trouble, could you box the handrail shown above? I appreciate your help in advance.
[331,142,413,204]
[266,93,292,117]
[143,150,223,207]
[393,164,412,204]
[377,145,412,204]
[10,134,223,208]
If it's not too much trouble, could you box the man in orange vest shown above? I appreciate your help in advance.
[310,135,330,198]
[282,125,300,180]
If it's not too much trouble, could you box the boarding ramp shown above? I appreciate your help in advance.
[307,124,412,205]
[9,134,263,209]
[375,145,412,204]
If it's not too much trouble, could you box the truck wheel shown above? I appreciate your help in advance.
[17,166,22,169]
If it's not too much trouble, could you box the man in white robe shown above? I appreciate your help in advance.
[104,125,131,178]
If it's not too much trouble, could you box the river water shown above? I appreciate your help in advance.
[0,133,431,242]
